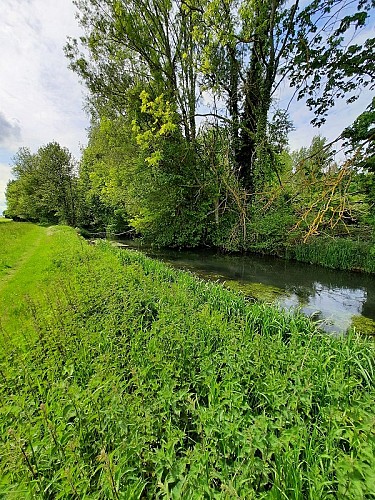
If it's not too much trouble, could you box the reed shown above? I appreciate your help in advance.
[290,237,375,273]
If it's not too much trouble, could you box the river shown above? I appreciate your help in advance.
[117,240,375,335]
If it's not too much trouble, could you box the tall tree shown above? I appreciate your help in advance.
[195,0,374,194]
[65,0,200,141]
[68,0,374,193]
[67,0,374,249]
[5,143,76,225]
[76,116,132,231]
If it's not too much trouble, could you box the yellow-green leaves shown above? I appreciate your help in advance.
[138,91,177,134]
[113,0,123,17]
[132,90,177,167]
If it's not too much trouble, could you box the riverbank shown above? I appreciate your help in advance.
[286,236,375,274]
[79,226,375,274]
[1,223,375,497]
[112,238,375,334]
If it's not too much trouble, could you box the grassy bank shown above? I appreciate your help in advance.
[1,223,374,498]
[286,237,375,274]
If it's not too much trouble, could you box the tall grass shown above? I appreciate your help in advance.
[289,237,375,273]
[0,224,374,498]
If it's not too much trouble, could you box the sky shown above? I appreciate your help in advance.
[0,0,373,215]
[0,0,89,215]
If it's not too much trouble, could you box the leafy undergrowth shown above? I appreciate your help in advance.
[1,225,374,498]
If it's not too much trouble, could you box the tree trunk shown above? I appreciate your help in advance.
[236,47,261,195]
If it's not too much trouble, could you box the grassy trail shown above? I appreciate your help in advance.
[0,223,51,344]
[1,222,374,499]
[0,224,45,292]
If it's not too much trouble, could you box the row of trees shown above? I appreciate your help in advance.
[5,0,375,252]
[6,119,373,252]
[5,143,76,225]
[66,0,373,188]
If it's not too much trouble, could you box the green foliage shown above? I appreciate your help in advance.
[66,0,198,140]
[356,171,375,227]
[224,279,285,302]
[128,133,212,247]
[1,224,375,497]
[133,91,178,152]
[69,0,375,199]
[289,0,375,126]
[343,97,375,173]
[66,0,375,259]
[79,104,239,248]
[351,315,375,336]
[246,197,297,254]
[195,0,304,193]
[5,143,76,225]
[292,136,335,182]
[0,222,43,279]
[285,134,375,243]
[77,117,132,233]
[127,90,199,244]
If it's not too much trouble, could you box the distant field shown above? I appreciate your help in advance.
[0,223,374,498]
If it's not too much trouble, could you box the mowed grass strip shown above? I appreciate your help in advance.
[0,223,68,345]
[0,221,45,280]
[0,224,374,498]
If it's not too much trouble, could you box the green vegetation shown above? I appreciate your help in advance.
[1,1,374,496]
[4,143,76,225]
[351,315,375,336]
[4,2,375,272]
[0,222,44,280]
[223,280,285,303]
[1,222,375,497]
[289,237,375,274]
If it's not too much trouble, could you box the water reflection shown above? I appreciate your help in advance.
[280,284,367,333]
[119,241,375,334]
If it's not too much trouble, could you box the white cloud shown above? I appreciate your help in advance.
[0,162,13,215]
[0,0,89,211]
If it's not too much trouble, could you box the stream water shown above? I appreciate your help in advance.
[118,240,375,334]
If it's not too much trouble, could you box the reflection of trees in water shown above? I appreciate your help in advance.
[362,298,375,322]
[289,284,317,305]
[309,284,366,315]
